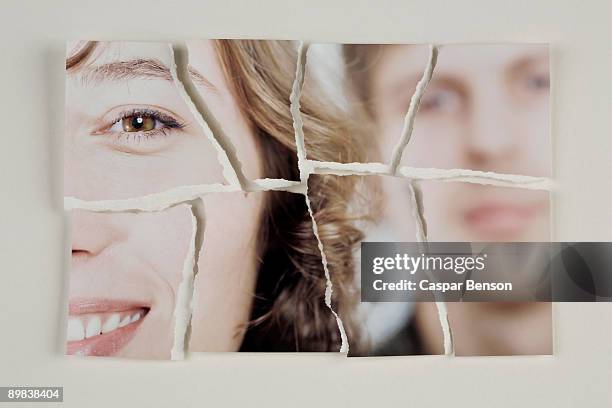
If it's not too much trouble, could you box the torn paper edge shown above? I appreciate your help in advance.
[305,193,348,352]
[399,167,555,190]
[171,199,206,360]
[290,41,311,186]
[311,160,554,190]
[63,164,552,212]
[407,180,454,356]
[170,203,198,360]
[397,45,452,354]
[64,184,228,213]
[388,45,438,175]
[63,179,302,213]
[311,160,391,176]
[291,40,348,352]
[63,164,552,213]
[169,43,245,189]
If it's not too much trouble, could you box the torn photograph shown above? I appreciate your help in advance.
[64,41,551,359]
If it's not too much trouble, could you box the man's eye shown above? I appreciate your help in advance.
[120,114,157,132]
[525,73,550,90]
[420,88,462,114]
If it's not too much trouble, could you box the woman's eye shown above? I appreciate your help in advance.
[95,108,186,153]
[103,109,184,136]
[120,114,157,132]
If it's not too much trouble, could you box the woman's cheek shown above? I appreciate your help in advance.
[66,136,227,201]
[119,206,195,359]
[189,192,264,351]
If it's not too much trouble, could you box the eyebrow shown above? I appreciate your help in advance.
[72,58,218,93]
[507,54,549,76]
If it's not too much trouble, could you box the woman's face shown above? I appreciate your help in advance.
[65,41,263,357]
[68,207,192,358]
[370,45,551,241]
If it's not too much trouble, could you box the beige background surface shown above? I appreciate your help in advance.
[1,0,611,406]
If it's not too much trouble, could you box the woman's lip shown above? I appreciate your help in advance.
[69,298,149,314]
[66,298,151,356]
[66,309,148,357]
[462,202,544,237]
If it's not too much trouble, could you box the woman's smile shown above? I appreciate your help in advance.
[66,299,150,356]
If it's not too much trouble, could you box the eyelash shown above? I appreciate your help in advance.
[101,108,185,142]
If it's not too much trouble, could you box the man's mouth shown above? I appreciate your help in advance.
[462,201,545,239]
[66,300,150,356]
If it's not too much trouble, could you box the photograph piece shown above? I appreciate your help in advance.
[185,40,302,181]
[306,174,552,356]
[303,43,432,164]
[65,41,228,200]
[379,177,551,356]
[188,190,354,352]
[66,206,195,359]
[304,43,551,178]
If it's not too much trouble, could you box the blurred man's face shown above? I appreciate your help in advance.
[371,45,550,241]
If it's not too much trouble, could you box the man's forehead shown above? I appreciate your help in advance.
[436,44,549,65]
[381,44,548,65]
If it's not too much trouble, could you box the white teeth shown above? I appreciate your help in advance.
[85,316,102,338]
[118,315,131,328]
[101,313,120,334]
[67,318,85,342]
[66,311,145,342]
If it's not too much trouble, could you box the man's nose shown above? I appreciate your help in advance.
[463,90,518,170]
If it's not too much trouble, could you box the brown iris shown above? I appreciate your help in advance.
[121,115,156,132]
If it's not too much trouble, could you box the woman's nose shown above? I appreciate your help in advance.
[71,211,124,258]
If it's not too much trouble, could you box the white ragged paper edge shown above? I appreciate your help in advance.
[407,179,454,356]
[290,40,311,186]
[169,43,246,189]
[389,44,439,175]
[249,178,305,193]
[63,165,552,213]
[63,179,305,213]
[291,40,348,352]
[170,199,206,360]
[310,160,554,191]
[170,202,197,360]
[64,184,231,213]
[305,193,349,352]
[311,160,391,176]
[399,166,554,191]
[383,46,445,349]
